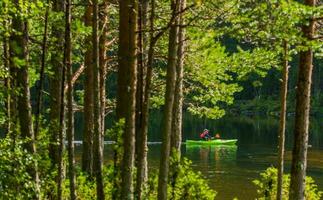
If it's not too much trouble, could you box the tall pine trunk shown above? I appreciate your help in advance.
[157,1,179,199]
[276,41,289,200]
[65,0,76,198]
[93,0,105,198]
[135,0,149,198]
[10,0,40,197]
[170,0,185,197]
[171,0,185,155]
[82,4,94,176]
[34,2,49,138]
[289,0,316,199]
[99,0,109,153]
[49,0,65,166]
[118,0,138,199]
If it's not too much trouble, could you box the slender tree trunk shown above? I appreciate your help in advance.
[3,1,17,139]
[276,40,289,200]
[82,4,94,176]
[57,59,66,200]
[157,1,179,199]
[135,0,149,198]
[3,28,11,135]
[34,2,49,138]
[57,6,67,199]
[99,0,108,153]
[118,0,138,199]
[8,54,18,142]
[49,0,65,167]
[10,0,40,197]
[93,0,105,198]
[170,0,185,198]
[65,0,76,198]
[289,0,316,199]
[171,0,185,155]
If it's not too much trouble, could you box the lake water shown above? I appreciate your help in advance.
[75,112,323,199]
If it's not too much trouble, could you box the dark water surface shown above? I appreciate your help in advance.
[75,112,323,200]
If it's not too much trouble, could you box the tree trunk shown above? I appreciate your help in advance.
[82,4,94,176]
[289,0,316,199]
[49,0,65,167]
[171,0,185,155]
[10,0,40,197]
[276,40,289,200]
[3,25,11,135]
[135,0,149,198]
[99,0,108,154]
[8,52,18,142]
[57,3,67,197]
[34,2,49,139]
[157,1,179,199]
[118,0,138,199]
[93,0,105,198]
[170,0,185,197]
[65,0,76,198]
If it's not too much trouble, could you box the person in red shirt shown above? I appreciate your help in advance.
[200,129,211,140]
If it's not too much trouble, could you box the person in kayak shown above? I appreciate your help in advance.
[200,129,212,140]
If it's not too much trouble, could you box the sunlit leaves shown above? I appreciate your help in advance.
[253,167,323,200]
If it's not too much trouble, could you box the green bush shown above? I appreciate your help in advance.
[142,155,216,200]
[170,158,217,200]
[253,167,323,200]
[0,137,38,199]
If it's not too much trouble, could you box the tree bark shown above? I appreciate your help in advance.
[99,0,108,155]
[157,1,179,199]
[49,0,65,167]
[3,24,11,135]
[289,0,316,199]
[135,0,149,198]
[276,40,289,200]
[93,0,105,198]
[34,1,49,139]
[10,0,40,197]
[57,1,67,197]
[65,0,76,198]
[118,0,138,199]
[170,0,185,197]
[171,0,185,155]
[82,4,94,176]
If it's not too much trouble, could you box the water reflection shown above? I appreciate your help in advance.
[185,145,237,162]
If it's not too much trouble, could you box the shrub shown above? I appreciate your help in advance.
[0,137,38,199]
[253,167,323,200]
[170,158,217,200]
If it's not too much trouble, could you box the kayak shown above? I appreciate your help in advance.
[185,139,237,145]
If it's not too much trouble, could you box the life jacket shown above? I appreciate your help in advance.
[199,130,208,138]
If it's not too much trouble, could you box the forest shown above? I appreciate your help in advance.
[0,0,323,199]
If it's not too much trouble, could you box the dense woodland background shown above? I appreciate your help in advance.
[0,0,322,199]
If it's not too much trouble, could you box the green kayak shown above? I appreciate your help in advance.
[185,139,237,145]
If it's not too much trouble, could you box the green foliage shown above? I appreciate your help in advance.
[143,157,217,200]
[105,119,125,199]
[253,167,323,200]
[106,118,125,162]
[185,30,242,119]
[0,137,37,199]
[170,157,217,200]
[62,173,96,199]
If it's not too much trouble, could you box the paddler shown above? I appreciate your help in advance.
[200,129,211,140]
